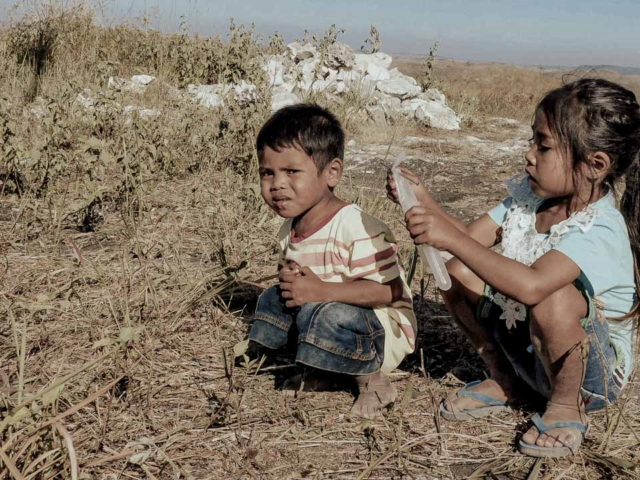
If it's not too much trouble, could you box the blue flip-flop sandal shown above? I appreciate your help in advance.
[439,380,511,421]
[518,413,588,458]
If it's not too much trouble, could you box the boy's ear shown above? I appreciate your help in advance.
[325,158,343,188]
[586,151,612,182]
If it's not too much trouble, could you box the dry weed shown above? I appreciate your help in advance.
[1,3,639,479]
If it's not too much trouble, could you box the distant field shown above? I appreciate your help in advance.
[394,57,640,123]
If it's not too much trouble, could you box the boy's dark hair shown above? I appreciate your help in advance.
[538,78,640,317]
[256,103,345,171]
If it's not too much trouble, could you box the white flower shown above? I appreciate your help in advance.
[493,292,527,330]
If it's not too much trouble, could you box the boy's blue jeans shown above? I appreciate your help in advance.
[248,285,386,375]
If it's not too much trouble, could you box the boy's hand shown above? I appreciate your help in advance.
[386,167,427,205]
[405,206,461,250]
[279,261,301,284]
[279,266,327,308]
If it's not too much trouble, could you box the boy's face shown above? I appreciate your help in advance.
[259,146,340,218]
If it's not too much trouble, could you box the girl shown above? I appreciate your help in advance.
[387,78,639,457]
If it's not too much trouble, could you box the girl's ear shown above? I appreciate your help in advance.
[326,158,343,188]
[586,151,612,183]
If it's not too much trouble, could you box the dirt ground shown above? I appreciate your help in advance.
[2,115,639,480]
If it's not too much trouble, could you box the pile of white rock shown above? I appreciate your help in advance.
[98,42,460,130]
[265,42,460,130]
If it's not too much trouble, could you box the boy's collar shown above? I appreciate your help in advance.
[290,203,352,243]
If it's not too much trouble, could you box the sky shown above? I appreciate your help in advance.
[2,0,639,68]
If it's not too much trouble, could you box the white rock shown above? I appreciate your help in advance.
[421,102,460,130]
[378,96,402,117]
[490,117,520,126]
[377,76,422,100]
[321,66,339,81]
[131,75,156,85]
[366,105,387,124]
[29,106,47,117]
[335,69,362,83]
[310,78,336,93]
[287,42,317,62]
[187,81,257,107]
[233,80,258,103]
[187,84,226,107]
[76,90,96,109]
[355,52,392,71]
[278,81,296,93]
[325,42,356,69]
[271,90,300,111]
[389,68,418,85]
[419,88,446,104]
[335,82,348,94]
[108,76,147,94]
[123,105,160,120]
[372,52,393,69]
[292,58,321,90]
[362,62,391,82]
[264,56,286,86]
[402,98,460,130]
[300,58,321,77]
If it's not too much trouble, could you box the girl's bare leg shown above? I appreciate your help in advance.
[521,284,588,447]
[441,259,523,412]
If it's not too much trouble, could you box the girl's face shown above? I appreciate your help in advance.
[525,111,574,199]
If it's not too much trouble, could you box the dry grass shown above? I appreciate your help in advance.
[1,3,640,479]
[394,57,640,125]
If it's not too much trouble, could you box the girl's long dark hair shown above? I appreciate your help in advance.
[538,78,640,317]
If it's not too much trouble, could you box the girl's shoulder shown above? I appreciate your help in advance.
[587,192,629,237]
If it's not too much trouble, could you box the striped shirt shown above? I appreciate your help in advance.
[277,204,417,373]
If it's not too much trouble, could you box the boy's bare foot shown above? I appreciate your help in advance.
[282,371,342,395]
[442,378,513,414]
[521,402,586,448]
[351,372,397,419]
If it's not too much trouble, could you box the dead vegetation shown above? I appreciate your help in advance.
[1,2,639,479]
[394,57,640,125]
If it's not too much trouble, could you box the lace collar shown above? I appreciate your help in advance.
[500,173,603,266]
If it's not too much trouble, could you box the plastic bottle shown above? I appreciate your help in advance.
[392,154,452,291]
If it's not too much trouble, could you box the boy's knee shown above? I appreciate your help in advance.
[530,284,587,332]
[297,302,382,337]
[256,285,285,313]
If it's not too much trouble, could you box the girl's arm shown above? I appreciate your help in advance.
[406,206,582,305]
[387,169,504,248]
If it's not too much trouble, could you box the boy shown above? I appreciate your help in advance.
[248,103,416,418]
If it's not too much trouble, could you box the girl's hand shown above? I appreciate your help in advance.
[405,206,461,251]
[386,167,428,205]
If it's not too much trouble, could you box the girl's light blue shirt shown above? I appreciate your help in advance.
[489,191,637,377]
